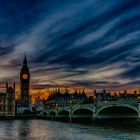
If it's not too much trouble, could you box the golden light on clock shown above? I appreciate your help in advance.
[22,74,28,79]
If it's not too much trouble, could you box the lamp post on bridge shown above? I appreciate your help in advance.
[51,103,58,121]
[69,99,72,106]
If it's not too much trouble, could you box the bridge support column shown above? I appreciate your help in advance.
[138,103,140,118]
[92,104,96,121]
[69,113,72,123]
[69,107,73,123]
[55,113,58,121]
[52,116,54,120]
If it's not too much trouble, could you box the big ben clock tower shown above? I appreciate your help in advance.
[20,54,30,107]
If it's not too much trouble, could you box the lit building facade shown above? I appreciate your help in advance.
[44,89,88,109]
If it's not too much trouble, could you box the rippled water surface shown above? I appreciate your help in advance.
[0,120,140,140]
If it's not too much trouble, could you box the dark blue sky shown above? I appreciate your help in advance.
[0,0,140,90]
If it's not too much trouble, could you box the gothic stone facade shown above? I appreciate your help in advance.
[0,83,15,116]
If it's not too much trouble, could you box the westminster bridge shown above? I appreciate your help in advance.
[39,100,140,122]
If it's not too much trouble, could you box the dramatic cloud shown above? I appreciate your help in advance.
[0,0,140,91]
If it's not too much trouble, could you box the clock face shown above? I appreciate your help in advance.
[22,74,28,79]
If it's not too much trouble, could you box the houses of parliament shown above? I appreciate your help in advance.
[0,54,30,116]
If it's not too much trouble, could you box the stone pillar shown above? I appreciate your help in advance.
[69,107,72,123]
[5,98,8,115]
[69,113,73,123]
[92,104,96,121]
[55,111,58,121]
[139,103,140,118]
[52,115,54,121]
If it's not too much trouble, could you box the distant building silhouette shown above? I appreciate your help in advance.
[94,89,139,101]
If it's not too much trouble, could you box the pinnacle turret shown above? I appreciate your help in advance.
[23,53,27,65]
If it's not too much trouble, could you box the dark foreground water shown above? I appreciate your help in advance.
[0,120,140,140]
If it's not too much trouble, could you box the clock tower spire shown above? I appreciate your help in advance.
[23,52,27,65]
[20,53,30,107]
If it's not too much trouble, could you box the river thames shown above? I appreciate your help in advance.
[0,120,140,140]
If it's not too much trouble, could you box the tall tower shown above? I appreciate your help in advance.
[20,54,30,107]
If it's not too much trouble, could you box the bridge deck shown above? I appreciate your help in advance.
[40,101,140,120]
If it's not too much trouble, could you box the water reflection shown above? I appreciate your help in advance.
[0,120,139,140]
[18,120,31,139]
[0,120,17,139]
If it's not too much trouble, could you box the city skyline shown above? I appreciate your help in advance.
[0,0,140,96]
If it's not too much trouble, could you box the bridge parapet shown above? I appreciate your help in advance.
[96,100,138,106]
[40,101,140,121]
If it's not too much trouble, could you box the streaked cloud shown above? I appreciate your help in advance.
[0,0,140,92]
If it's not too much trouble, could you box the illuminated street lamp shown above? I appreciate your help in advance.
[56,103,58,108]
[69,99,72,106]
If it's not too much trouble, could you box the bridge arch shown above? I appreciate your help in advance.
[57,109,70,114]
[42,112,48,116]
[72,108,93,119]
[48,111,56,116]
[58,110,69,117]
[97,104,139,119]
[40,110,48,116]
[72,107,93,114]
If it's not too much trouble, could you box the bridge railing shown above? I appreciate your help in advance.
[96,100,138,105]
[42,100,139,113]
